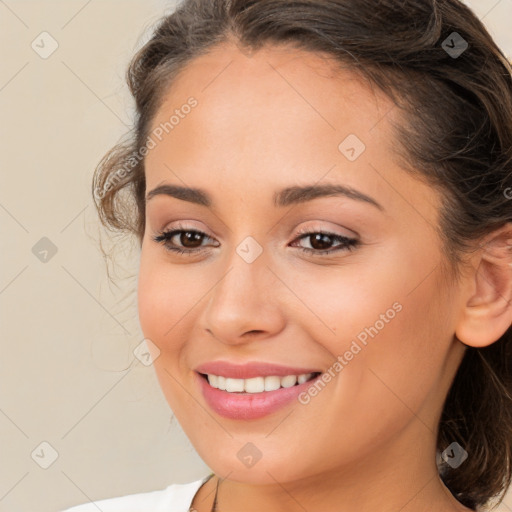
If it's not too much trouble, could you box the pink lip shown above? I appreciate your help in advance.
[194,366,322,420]
[194,360,321,379]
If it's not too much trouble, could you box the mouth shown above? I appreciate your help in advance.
[195,370,324,420]
[197,371,322,394]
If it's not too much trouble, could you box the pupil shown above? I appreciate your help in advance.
[182,231,202,247]
[311,233,332,250]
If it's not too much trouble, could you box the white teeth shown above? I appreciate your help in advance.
[264,376,281,391]
[297,374,310,384]
[217,375,226,390]
[225,378,245,392]
[206,373,314,393]
[280,375,297,388]
[244,377,265,393]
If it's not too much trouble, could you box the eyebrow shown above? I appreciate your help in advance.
[145,183,383,210]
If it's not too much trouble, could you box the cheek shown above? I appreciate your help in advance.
[283,242,453,410]
[137,248,201,343]
[137,249,198,411]
[272,256,453,467]
[137,248,196,388]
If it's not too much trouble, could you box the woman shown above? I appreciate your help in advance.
[62,0,512,510]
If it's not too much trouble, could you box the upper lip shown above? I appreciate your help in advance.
[195,361,322,379]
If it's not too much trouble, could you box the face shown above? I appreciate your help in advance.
[138,43,467,486]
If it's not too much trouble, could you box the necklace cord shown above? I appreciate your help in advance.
[211,475,221,512]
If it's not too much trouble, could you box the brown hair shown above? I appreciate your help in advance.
[92,0,512,509]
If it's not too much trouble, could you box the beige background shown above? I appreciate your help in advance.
[1,1,511,511]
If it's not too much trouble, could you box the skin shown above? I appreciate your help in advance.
[137,41,512,512]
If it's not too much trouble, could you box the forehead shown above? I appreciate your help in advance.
[145,42,400,178]
[147,41,395,137]
[142,43,442,239]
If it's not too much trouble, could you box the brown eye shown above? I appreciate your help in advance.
[307,233,336,250]
[177,230,205,248]
[291,230,359,255]
[152,225,218,255]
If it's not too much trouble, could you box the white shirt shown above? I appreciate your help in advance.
[60,475,210,512]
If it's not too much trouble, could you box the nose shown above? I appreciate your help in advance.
[199,249,286,346]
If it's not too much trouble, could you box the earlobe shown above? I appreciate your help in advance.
[455,223,512,348]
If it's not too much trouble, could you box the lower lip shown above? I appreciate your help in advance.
[196,372,321,420]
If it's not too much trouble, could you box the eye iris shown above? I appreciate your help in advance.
[181,231,203,248]
[310,233,333,250]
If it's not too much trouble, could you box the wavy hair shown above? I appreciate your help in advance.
[91,1,512,509]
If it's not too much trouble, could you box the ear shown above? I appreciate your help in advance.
[455,223,512,348]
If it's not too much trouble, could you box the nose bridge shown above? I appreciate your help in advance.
[217,231,272,297]
[210,237,272,313]
[200,235,285,342]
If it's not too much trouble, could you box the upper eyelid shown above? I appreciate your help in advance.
[158,219,358,238]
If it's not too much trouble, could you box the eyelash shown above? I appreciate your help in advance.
[152,222,359,257]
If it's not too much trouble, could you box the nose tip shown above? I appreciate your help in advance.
[199,260,286,345]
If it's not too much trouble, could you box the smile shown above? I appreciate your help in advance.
[202,372,319,393]
[195,370,322,420]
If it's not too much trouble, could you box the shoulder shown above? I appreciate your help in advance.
[59,477,207,512]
